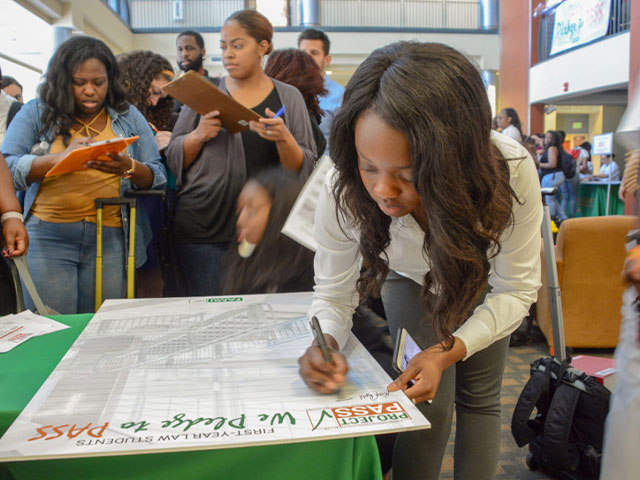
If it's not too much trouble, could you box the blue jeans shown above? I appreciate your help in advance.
[541,171,566,220]
[175,242,229,296]
[559,174,581,219]
[24,216,125,314]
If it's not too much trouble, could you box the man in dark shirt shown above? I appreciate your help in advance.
[174,31,217,117]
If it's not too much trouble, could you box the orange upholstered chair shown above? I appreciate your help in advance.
[535,215,636,351]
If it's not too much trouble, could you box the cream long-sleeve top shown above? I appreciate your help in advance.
[309,131,543,360]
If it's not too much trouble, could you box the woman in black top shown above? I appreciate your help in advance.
[165,9,316,297]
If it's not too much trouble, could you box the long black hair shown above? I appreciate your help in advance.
[39,36,128,144]
[331,41,516,348]
[222,168,314,295]
[501,107,523,140]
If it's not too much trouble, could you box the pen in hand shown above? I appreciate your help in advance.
[310,316,333,365]
[265,105,286,129]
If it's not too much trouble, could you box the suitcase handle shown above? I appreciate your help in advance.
[95,197,136,209]
[124,189,166,200]
[95,197,138,311]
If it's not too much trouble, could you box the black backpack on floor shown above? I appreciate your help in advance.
[511,356,610,480]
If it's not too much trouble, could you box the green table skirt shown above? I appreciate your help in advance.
[0,315,382,480]
[576,183,624,217]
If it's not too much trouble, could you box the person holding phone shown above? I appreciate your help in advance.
[298,42,542,480]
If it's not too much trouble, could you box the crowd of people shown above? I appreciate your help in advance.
[493,106,621,223]
[0,8,633,480]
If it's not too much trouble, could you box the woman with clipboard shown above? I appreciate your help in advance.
[297,42,542,480]
[165,9,316,297]
[2,36,166,314]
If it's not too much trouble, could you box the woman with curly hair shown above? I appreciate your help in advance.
[264,49,327,159]
[2,35,166,314]
[117,50,175,150]
[298,42,543,479]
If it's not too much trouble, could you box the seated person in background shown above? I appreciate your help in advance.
[2,35,166,314]
[222,167,313,295]
[165,9,316,297]
[595,153,621,181]
[264,48,327,160]
[117,50,175,151]
[577,141,593,180]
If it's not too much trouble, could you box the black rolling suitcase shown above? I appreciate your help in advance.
[511,191,610,480]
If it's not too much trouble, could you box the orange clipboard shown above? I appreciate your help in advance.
[45,136,139,177]
[161,71,262,133]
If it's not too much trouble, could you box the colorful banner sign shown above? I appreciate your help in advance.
[550,0,612,56]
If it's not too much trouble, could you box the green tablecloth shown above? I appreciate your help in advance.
[0,315,382,480]
[576,182,624,217]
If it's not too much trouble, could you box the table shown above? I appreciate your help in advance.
[576,181,624,217]
[0,314,382,480]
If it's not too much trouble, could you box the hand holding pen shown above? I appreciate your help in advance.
[250,105,287,142]
[298,316,349,394]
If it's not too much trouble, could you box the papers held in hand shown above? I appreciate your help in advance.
[45,136,139,177]
[160,70,262,133]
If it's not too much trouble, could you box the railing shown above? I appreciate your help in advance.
[537,0,630,63]
[125,0,483,31]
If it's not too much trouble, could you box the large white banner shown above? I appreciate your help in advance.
[550,0,612,56]
[0,293,429,461]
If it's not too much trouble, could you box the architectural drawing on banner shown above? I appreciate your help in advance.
[0,293,430,461]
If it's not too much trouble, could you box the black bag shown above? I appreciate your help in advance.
[560,150,576,179]
[511,356,610,480]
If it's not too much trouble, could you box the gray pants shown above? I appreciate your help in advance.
[382,272,510,480]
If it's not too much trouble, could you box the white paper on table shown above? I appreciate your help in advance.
[281,155,333,252]
[0,310,69,353]
[0,293,430,461]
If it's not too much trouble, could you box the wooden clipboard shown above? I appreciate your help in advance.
[45,136,139,177]
[161,71,262,133]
